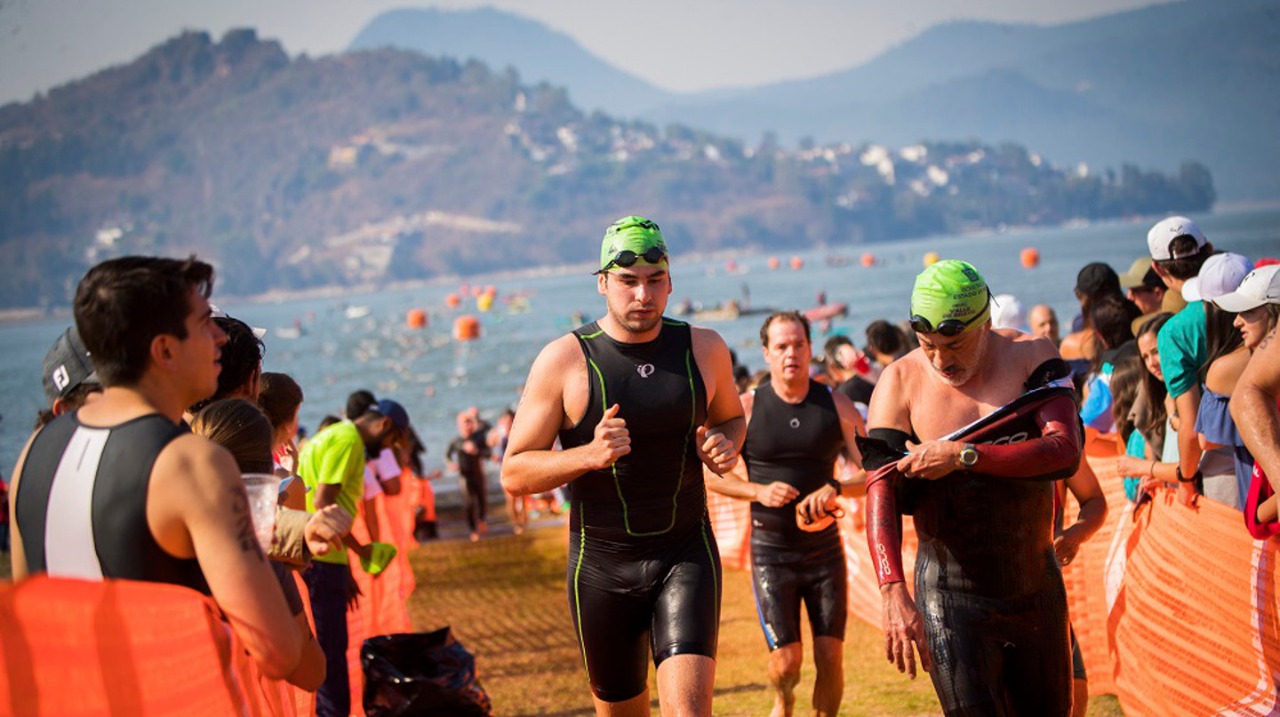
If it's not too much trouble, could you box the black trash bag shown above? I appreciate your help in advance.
[362,627,492,716]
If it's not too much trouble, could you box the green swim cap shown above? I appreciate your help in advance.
[910,260,990,330]
[599,216,668,272]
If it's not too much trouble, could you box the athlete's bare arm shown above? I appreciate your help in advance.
[705,391,800,506]
[691,326,746,474]
[864,359,930,679]
[149,434,303,679]
[7,431,38,580]
[502,335,630,497]
[831,390,868,496]
[1056,460,1107,566]
[1231,326,1280,491]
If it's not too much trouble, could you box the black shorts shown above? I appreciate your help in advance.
[751,555,848,650]
[567,514,721,703]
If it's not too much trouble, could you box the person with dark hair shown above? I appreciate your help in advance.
[863,260,1081,715]
[708,310,865,717]
[1116,314,1180,502]
[865,319,910,366]
[345,389,376,421]
[191,398,326,691]
[1146,216,1216,506]
[1078,294,1141,434]
[824,334,876,414]
[35,325,102,429]
[1060,262,1125,362]
[10,255,303,679]
[447,409,492,542]
[501,216,744,715]
[189,314,264,414]
[257,372,306,509]
[298,397,410,717]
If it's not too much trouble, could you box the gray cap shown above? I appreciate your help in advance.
[42,326,98,404]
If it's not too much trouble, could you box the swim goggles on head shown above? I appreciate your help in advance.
[909,301,990,337]
[598,246,667,273]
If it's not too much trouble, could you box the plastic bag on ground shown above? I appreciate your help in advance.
[362,627,492,716]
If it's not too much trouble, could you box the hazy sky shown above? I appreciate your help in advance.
[0,0,1168,105]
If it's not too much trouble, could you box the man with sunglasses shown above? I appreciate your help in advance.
[502,216,745,716]
[707,310,865,717]
[862,260,1083,715]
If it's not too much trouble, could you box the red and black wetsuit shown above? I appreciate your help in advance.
[558,319,720,703]
[863,360,1082,716]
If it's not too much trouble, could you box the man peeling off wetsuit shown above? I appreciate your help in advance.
[502,216,745,717]
[862,260,1083,716]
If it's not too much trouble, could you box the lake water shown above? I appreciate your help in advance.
[2,208,1277,481]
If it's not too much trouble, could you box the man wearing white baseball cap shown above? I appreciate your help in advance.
[1228,265,1280,532]
[1145,216,1216,506]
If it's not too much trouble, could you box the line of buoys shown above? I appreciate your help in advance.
[452,315,480,341]
[405,308,427,329]
[790,256,804,270]
[476,293,494,312]
[768,256,781,270]
[860,253,876,268]
[444,293,460,309]
[1020,247,1041,268]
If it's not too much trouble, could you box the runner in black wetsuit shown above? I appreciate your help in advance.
[708,311,865,717]
[501,216,745,716]
[863,260,1083,716]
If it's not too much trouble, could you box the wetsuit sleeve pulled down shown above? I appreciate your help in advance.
[972,393,1083,481]
[862,428,911,586]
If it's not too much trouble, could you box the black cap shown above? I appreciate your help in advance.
[42,326,98,404]
[1074,262,1121,298]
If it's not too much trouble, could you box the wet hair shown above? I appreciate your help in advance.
[73,256,214,386]
[190,316,264,413]
[257,372,304,435]
[865,319,909,360]
[759,311,811,347]
[1088,295,1142,351]
[1200,302,1244,385]
[345,389,376,420]
[1154,239,1214,282]
[190,398,273,474]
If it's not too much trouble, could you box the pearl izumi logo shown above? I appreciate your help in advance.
[636,363,656,378]
[789,418,801,429]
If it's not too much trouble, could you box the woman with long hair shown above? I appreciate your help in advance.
[1115,313,1174,501]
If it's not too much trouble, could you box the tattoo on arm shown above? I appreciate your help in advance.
[1260,327,1276,351]
[229,485,265,561]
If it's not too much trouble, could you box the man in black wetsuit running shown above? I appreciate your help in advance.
[502,216,745,716]
[708,311,865,717]
[864,260,1083,716]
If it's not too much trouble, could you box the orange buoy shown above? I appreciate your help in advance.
[860,253,875,267]
[476,293,494,312]
[483,285,496,297]
[470,285,483,297]
[768,256,781,270]
[790,256,804,270]
[405,308,427,329]
[923,251,940,268]
[445,293,460,309]
[1020,247,1041,269]
[453,315,480,341]
[726,259,739,273]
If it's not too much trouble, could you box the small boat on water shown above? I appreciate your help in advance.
[344,305,371,320]
[803,302,848,321]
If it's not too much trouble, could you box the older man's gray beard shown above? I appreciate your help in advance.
[928,332,989,387]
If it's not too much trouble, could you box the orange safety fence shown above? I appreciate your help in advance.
[705,432,1280,714]
[0,575,256,716]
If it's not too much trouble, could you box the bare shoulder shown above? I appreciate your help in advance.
[689,325,731,357]
[153,433,241,498]
[1000,330,1060,366]
[1207,347,1250,395]
[527,334,585,383]
[867,353,915,429]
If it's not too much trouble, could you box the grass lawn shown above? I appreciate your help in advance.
[405,524,1124,716]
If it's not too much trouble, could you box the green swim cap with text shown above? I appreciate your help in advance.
[911,260,990,327]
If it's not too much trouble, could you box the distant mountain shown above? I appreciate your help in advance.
[349,7,673,116]
[0,30,1212,309]
[642,0,1280,201]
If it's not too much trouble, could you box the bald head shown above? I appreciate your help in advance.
[1028,304,1060,345]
